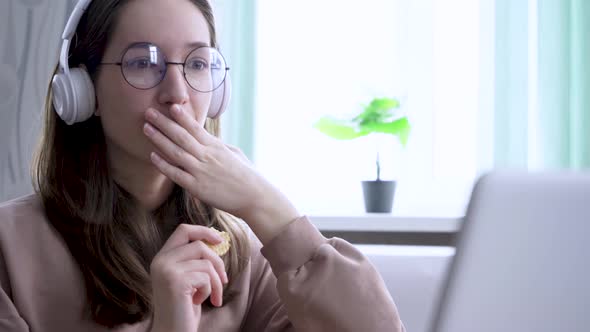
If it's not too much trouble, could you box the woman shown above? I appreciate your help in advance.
[0,0,405,331]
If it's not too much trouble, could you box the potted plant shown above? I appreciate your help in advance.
[314,97,411,213]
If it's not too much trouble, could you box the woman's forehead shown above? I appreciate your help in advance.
[108,0,211,56]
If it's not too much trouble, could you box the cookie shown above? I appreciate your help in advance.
[207,227,231,256]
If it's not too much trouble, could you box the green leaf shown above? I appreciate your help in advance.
[368,97,400,113]
[313,116,370,140]
[360,117,411,146]
[354,97,401,124]
[313,97,410,147]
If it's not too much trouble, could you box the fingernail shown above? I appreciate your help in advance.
[223,272,229,284]
[150,152,161,162]
[143,123,155,135]
[146,108,158,121]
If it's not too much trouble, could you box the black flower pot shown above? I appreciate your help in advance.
[361,180,396,213]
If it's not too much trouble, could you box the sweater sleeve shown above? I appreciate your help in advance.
[245,216,405,332]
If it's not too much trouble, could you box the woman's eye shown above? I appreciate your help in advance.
[186,59,208,71]
[125,58,152,69]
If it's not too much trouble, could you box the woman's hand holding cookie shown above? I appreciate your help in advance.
[149,224,229,332]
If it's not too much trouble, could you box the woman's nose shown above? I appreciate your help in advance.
[157,64,189,105]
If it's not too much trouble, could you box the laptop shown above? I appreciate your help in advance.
[430,171,590,332]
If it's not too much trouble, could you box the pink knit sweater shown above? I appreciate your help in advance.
[0,194,405,331]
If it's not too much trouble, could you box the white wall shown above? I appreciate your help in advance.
[0,0,75,202]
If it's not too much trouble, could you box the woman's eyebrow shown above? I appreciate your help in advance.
[186,41,210,48]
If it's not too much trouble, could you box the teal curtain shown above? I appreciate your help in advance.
[494,0,590,169]
[494,0,530,168]
[216,1,257,161]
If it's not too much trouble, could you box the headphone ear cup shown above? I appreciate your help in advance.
[70,68,96,123]
[51,67,95,125]
[51,72,74,124]
[208,73,231,119]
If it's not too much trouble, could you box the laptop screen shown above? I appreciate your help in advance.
[430,172,590,332]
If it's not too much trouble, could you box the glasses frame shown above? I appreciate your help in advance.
[99,42,230,92]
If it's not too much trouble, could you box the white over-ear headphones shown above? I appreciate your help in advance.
[52,0,231,125]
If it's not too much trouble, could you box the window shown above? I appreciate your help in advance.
[253,0,489,216]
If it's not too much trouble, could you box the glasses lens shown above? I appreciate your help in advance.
[121,43,165,89]
[184,47,226,92]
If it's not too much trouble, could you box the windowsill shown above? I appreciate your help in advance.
[308,215,463,233]
[355,244,456,256]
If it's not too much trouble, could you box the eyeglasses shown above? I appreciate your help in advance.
[99,42,229,92]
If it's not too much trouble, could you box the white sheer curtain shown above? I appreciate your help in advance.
[253,0,486,216]
[0,0,74,201]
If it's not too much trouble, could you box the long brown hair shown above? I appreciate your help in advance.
[32,0,249,328]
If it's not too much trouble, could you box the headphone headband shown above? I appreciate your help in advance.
[59,0,92,74]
